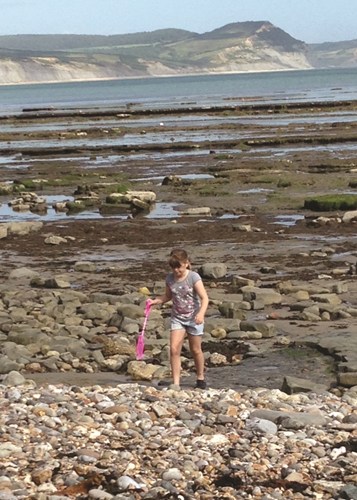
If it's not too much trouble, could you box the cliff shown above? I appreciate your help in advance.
[0,22,354,85]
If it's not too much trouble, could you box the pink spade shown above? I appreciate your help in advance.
[136,299,152,360]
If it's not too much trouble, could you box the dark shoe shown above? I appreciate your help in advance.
[158,380,171,387]
[195,379,207,389]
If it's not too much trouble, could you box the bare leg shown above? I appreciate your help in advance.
[170,329,186,386]
[188,334,205,380]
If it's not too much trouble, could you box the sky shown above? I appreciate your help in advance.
[0,0,356,43]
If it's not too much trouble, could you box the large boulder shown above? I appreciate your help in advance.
[199,263,227,279]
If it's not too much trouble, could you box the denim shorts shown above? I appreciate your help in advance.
[171,318,204,336]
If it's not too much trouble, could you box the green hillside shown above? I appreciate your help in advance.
[308,39,357,68]
[0,29,196,52]
[0,21,355,84]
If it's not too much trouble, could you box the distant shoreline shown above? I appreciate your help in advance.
[0,67,315,88]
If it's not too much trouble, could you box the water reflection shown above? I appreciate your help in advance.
[273,215,305,226]
[0,196,182,222]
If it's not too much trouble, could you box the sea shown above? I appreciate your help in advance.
[0,67,357,114]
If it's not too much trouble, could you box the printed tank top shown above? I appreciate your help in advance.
[166,270,202,321]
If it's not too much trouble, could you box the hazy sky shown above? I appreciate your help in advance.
[1,0,356,43]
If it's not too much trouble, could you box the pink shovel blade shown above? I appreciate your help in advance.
[136,334,145,360]
[136,300,151,360]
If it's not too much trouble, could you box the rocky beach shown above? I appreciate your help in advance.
[0,96,356,498]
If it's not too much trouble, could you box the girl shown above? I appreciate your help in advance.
[149,249,209,389]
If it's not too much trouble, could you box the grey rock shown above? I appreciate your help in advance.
[0,225,8,239]
[74,261,97,273]
[199,263,227,279]
[117,303,145,320]
[0,356,23,374]
[162,468,183,481]
[117,475,145,490]
[240,320,277,338]
[251,409,327,427]
[246,417,278,434]
[7,328,51,346]
[88,489,113,499]
[6,221,43,236]
[181,206,211,216]
[79,303,115,321]
[8,267,40,280]
[218,302,246,319]
[2,342,33,362]
[2,370,26,386]
[241,286,282,306]
[44,235,68,245]
[338,484,357,499]
[282,376,329,394]
[338,371,357,387]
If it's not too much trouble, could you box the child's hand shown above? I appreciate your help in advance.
[148,298,160,306]
[195,312,204,324]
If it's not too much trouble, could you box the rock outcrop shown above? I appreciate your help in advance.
[0,22,314,85]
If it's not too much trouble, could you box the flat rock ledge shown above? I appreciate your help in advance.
[0,375,356,499]
[1,265,357,388]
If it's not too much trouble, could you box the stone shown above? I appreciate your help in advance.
[231,275,255,289]
[246,417,278,434]
[282,376,329,394]
[2,370,26,385]
[44,235,68,245]
[74,261,97,272]
[311,293,342,306]
[123,190,156,203]
[117,475,145,490]
[181,207,211,216]
[0,225,8,239]
[251,409,327,427]
[209,352,228,365]
[342,210,357,223]
[241,286,282,306]
[9,267,40,280]
[6,221,43,236]
[338,372,357,387]
[199,263,227,279]
[210,327,227,339]
[239,320,277,337]
[218,302,246,319]
[162,468,182,481]
[127,361,160,380]
[338,484,357,499]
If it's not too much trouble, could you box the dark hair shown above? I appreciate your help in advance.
[169,248,191,269]
[170,248,188,260]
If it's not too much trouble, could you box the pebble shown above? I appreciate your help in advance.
[0,381,356,499]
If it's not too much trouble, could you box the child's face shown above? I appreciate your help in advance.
[171,261,188,279]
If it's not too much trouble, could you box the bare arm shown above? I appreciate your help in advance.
[148,284,172,306]
[194,279,209,324]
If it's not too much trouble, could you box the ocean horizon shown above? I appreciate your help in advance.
[0,67,357,114]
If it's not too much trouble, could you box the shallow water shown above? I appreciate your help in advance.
[0,197,185,222]
[2,110,356,135]
[246,142,357,159]
[237,188,274,194]
[272,214,305,226]
[0,128,262,150]
[0,195,268,222]
[1,69,357,224]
